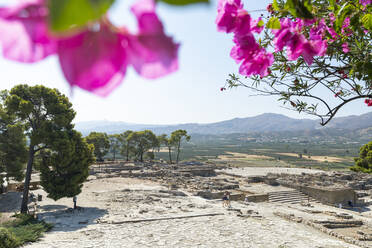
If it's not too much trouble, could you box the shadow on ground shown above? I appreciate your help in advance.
[37,206,108,232]
[40,204,69,211]
[0,192,22,212]
[345,206,371,213]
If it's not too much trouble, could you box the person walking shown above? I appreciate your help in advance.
[222,191,230,208]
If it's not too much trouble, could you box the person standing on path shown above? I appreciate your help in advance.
[222,191,230,208]
[73,196,77,209]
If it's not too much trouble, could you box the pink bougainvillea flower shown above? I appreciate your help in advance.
[0,0,56,62]
[342,42,350,53]
[216,0,273,77]
[309,19,327,40]
[239,48,274,77]
[57,24,128,97]
[272,18,294,52]
[329,13,336,23]
[128,0,179,79]
[250,17,264,34]
[301,39,327,64]
[341,17,353,36]
[365,99,372,106]
[230,33,259,63]
[326,26,338,40]
[286,33,306,61]
[216,0,244,33]
[0,0,180,96]
[360,0,371,6]
[273,18,328,65]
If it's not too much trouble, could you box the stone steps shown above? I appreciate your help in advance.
[269,190,317,204]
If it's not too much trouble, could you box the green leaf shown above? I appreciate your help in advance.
[156,0,209,6]
[272,0,280,11]
[284,0,313,19]
[335,3,353,31]
[362,14,372,31]
[328,0,336,11]
[266,17,281,29]
[49,0,115,32]
[257,20,265,27]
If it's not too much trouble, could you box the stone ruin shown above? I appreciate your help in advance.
[90,162,372,206]
[247,171,372,206]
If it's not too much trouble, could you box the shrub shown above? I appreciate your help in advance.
[1,214,53,247]
[0,227,19,248]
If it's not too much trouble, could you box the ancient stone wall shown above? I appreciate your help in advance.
[245,194,269,203]
[299,186,357,206]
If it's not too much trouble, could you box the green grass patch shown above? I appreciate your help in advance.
[0,214,53,248]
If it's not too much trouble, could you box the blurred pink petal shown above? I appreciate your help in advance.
[360,0,371,6]
[131,0,162,34]
[286,33,306,61]
[216,0,244,33]
[57,25,128,96]
[301,39,326,65]
[129,0,179,79]
[0,0,56,62]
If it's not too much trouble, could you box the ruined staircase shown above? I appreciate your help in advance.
[268,190,317,204]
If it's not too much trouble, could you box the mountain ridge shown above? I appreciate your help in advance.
[75,112,372,136]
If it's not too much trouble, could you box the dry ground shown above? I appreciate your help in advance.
[218,152,273,161]
[0,173,360,248]
[275,153,350,163]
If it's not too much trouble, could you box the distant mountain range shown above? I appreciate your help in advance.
[75,112,372,136]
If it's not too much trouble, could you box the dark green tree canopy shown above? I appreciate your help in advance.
[0,102,28,182]
[40,130,94,200]
[127,130,157,162]
[170,129,191,164]
[5,85,75,141]
[0,84,93,213]
[108,134,122,161]
[120,130,134,161]
[351,141,372,173]
[85,132,110,161]
[158,133,173,163]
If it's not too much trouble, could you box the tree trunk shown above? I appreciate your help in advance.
[168,146,172,164]
[20,146,34,213]
[126,143,129,161]
[113,149,116,161]
[176,140,181,164]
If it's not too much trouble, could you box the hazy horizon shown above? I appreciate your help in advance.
[1,0,371,125]
[74,111,371,126]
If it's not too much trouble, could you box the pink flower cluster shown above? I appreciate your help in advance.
[360,0,371,7]
[365,99,372,106]
[272,18,328,65]
[216,0,273,77]
[0,0,179,96]
[215,0,333,78]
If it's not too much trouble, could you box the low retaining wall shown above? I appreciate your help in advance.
[245,194,269,203]
[298,186,357,206]
[196,191,244,200]
[196,191,268,202]
[8,181,40,192]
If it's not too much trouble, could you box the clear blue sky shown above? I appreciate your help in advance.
[0,0,370,124]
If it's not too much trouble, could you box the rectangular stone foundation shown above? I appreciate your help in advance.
[196,191,268,202]
[299,186,357,206]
